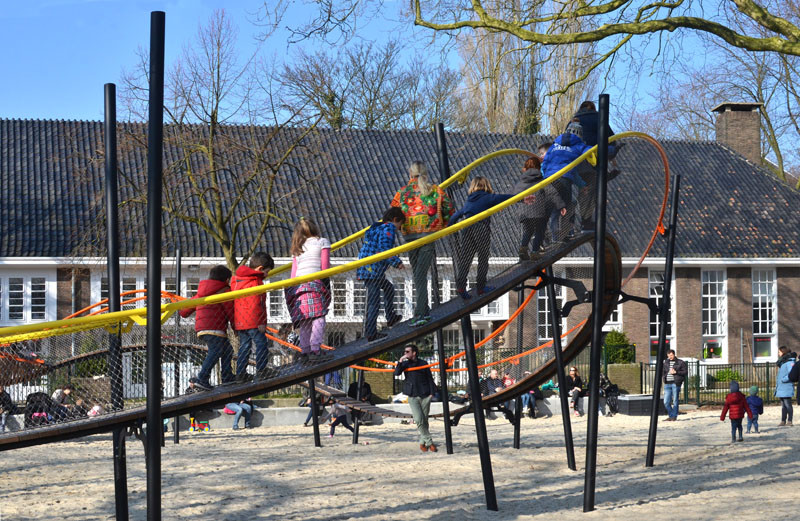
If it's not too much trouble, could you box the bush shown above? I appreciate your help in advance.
[604,329,630,346]
[710,368,743,383]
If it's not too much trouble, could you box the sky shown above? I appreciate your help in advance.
[0,0,653,125]
[0,0,368,121]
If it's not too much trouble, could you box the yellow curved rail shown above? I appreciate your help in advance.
[0,132,651,344]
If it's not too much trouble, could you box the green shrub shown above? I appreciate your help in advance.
[604,329,630,346]
[711,368,743,383]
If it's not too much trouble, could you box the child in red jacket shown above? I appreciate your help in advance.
[179,266,235,391]
[231,252,275,382]
[720,381,753,443]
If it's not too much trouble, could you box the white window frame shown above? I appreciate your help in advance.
[701,269,727,363]
[0,270,57,325]
[752,268,777,361]
[537,270,567,345]
[648,270,675,361]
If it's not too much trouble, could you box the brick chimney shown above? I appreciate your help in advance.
[711,102,763,164]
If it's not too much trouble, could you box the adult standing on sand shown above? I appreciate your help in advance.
[394,343,438,453]
[663,349,688,421]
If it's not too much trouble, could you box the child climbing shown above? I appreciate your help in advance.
[449,176,513,299]
[285,218,332,361]
[180,265,235,391]
[356,207,406,342]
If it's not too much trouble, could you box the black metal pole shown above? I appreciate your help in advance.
[461,314,498,511]
[434,122,454,454]
[146,11,165,521]
[546,266,576,470]
[309,378,322,447]
[583,94,610,512]
[512,287,524,450]
[645,174,681,467]
[173,246,181,444]
[105,82,128,521]
[352,369,365,444]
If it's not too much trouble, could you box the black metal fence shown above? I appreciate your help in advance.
[641,361,780,405]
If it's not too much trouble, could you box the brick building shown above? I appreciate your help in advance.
[1,103,798,368]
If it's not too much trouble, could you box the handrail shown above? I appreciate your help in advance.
[0,131,660,343]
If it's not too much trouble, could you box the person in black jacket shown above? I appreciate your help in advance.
[394,343,437,452]
[0,385,18,433]
[565,367,584,416]
[662,349,688,421]
[789,355,800,405]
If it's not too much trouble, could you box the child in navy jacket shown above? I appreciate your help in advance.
[746,385,764,433]
[541,120,593,241]
[356,208,406,342]
[720,381,753,442]
[450,177,513,298]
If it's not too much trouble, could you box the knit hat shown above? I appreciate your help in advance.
[729,381,739,393]
[565,120,583,139]
[749,385,758,396]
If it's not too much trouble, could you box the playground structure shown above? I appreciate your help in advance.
[0,11,681,519]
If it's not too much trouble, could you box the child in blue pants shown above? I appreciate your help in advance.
[746,385,764,433]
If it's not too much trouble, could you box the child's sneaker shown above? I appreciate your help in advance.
[477,286,496,296]
[788,421,793,426]
[189,377,213,391]
[410,315,431,327]
[327,434,334,438]
[456,288,471,300]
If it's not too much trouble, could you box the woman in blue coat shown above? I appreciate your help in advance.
[775,345,796,426]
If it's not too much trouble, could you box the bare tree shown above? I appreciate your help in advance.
[114,10,323,269]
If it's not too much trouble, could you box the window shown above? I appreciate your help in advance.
[353,282,366,317]
[332,280,348,318]
[122,277,138,310]
[100,277,109,304]
[30,277,46,320]
[2,276,51,323]
[8,278,23,320]
[648,271,672,339]
[163,277,177,304]
[752,269,776,359]
[392,278,406,317]
[186,278,200,296]
[701,270,726,360]
[268,287,286,321]
[537,280,565,343]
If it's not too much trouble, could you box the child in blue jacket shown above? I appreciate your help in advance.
[746,385,764,433]
[356,208,406,342]
[541,120,593,241]
[450,177,513,298]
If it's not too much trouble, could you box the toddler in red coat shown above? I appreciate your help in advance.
[720,381,753,443]
[180,265,235,391]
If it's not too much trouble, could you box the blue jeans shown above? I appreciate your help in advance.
[237,328,270,374]
[226,402,252,429]
[406,234,434,320]
[521,393,536,415]
[0,411,7,433]
[197,335,234,384]
[747,415,759,432]
[325,371,342,389]
[663,383,680,419]
[363,277,397,339]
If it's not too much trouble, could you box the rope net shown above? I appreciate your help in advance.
[0,132,668,436]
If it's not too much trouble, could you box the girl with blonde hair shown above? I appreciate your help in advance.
[449,176,513,298]
[391,161,454,326]
[284,217,332,360]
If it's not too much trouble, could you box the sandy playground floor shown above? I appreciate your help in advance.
[1,405,798,520]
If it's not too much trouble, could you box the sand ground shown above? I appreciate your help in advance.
[1,405,797,520]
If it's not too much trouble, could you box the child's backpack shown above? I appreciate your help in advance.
[24,392,54,427]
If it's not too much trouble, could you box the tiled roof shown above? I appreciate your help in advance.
[1,119,798,260]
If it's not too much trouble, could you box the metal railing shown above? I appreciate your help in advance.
[641,361,779,405]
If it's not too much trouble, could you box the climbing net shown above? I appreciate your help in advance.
[0,132,669,434]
